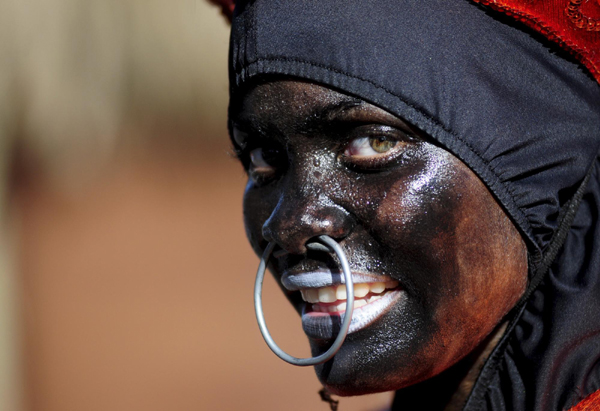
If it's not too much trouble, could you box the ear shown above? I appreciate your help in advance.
[206,0,234,23]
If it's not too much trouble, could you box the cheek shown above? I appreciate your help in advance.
[426,168,528,369]
[368,152,462,294]
[361,151,527,376]
[367,149,456,246]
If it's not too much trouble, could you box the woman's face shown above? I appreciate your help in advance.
[230,80,527,395]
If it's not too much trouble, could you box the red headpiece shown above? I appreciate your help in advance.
[209,0,600,84]
[472,0,600,84]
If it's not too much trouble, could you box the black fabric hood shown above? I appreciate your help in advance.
[228,0,600,409]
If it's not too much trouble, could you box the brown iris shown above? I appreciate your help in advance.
[369,136,397,153]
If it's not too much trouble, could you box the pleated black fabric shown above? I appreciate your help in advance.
[228,1,600,409]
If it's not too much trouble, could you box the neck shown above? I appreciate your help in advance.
[391,322,508,411]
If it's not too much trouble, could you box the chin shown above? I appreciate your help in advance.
[318,373,407,397]
[306,304,440,397]
[313,351,421,397]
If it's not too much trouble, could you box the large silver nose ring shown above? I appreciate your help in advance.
[254,235,355,366]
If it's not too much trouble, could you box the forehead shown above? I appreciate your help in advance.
[234,80,354,120]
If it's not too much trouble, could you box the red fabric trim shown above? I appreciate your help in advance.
[568,389,600,411]
[471,0,600,85]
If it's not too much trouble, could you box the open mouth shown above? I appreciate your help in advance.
[282,270,405,339]
[301,281,399,313]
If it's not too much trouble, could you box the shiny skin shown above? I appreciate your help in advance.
[230,80,528,397]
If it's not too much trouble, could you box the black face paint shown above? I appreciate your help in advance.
[228,1,600,407]
[231,80,527,396]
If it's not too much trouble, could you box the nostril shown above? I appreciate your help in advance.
[262,211,310,255]
[262,224,308,255]
[261,199,356,256]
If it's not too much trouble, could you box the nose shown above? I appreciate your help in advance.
[262,191,355,255]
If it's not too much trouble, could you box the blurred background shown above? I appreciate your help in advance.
[0,1,393,410]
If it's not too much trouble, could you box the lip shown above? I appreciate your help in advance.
[282,270,405,340]
[282,269,394,290]
[301,288,404,339]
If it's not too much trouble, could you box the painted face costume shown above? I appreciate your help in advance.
[225,0,600,409]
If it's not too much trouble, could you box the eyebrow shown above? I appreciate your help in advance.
[231,94,415,142]
[301,98,366,132]
[303,98,416,137]
[231,97,365,134]
[315,99,365,120]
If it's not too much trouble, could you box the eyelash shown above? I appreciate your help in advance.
[247,147,281,184]
[237,126,415,184]
[338,125,414,170]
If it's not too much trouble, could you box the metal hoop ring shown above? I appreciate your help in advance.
[254,235,355,366]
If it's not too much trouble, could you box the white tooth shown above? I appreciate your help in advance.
[354,283,370,298]
[385,280,399,289]
[354,299,367,308]
[328,305,338,313]
[305,289,319,303]
[336,285,347,300]
[318,287,336,303]
[370,282,385,294]
[367,294,382,303]
[336,302,347,312]
[300,290,308,302]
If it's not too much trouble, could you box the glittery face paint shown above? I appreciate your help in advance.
[230,80,527,396]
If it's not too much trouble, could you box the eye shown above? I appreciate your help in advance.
[344,136,399,157]
[248,147,282,183]
[250,148,274,173]
[341,125,412,170]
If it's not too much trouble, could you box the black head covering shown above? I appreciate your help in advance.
[228,1,600,409]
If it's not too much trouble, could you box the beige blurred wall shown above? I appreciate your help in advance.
[3,1,393,410]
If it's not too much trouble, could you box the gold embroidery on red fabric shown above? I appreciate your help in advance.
[567,388,600,411]
[566,0,600,31]
[470,0,600,93]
